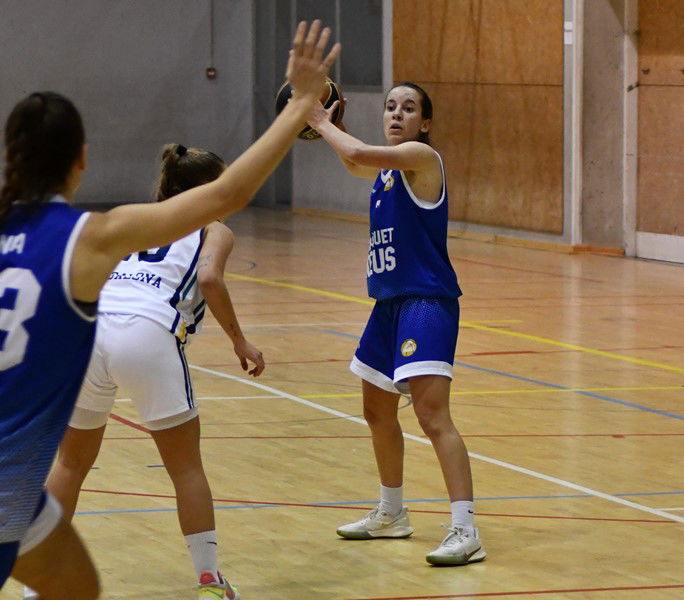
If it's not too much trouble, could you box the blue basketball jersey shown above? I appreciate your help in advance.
[0,199,96,543]
[366,151,461,300]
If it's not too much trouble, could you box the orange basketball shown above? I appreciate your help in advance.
[275,78,344,141]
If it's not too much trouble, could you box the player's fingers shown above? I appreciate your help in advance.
[321,42,341,75]
[327,100,340,117]
[291,21,307,57]
[312,26,331,63]
[303,20,321,58]
[240,357,248,371]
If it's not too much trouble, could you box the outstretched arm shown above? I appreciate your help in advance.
[71,20,341,302]
[197,222,265,377]
[307,100,437,176]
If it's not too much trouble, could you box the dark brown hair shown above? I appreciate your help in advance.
[387,81,434,145]
[155,144,225,202]
[1,92,85,224]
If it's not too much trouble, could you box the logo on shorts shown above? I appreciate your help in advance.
[401,338,417,357]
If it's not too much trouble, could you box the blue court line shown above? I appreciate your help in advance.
[75,490,684,516]
[322,329,684,420]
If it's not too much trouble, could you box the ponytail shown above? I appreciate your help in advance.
[155,143,225,202]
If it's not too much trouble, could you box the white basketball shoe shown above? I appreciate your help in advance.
[425,525,486,565]
[336,507,414,539]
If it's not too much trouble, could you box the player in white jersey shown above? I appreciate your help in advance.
[0,21,339,599]
[307,83,485,565]
[39,145,264,600]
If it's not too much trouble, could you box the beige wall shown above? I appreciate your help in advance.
[393,0,564,233]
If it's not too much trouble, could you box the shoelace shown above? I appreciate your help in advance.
[440,524,471,546]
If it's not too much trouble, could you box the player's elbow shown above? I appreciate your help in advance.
[347,145,369,165]
[198,270,224,293]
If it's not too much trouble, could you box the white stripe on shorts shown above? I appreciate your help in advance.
[394,360,453,384]
[350,356,398,393]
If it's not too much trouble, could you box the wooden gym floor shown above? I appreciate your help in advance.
[3,207,682,599]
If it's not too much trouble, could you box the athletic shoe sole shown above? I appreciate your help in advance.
[426,546,487,566]
[336,525,414,540]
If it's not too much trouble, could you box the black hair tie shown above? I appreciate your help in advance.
[176,145,187,157]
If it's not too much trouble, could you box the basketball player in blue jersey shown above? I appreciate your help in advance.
[34,144,264,600]
[307,83,486,565]
[0,20,339,598]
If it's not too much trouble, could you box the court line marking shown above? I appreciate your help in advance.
[203,319,522,328]
[189,364,684,524]
[225,272,684,374]
[320,329,684,420]
[350,583,684,600]
[302,385,684,397]
[74,497,673,524]
[112,384,684,403]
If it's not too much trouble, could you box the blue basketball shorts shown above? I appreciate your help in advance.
[350,296,460,394]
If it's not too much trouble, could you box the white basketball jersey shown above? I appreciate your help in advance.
[99,229,205,341]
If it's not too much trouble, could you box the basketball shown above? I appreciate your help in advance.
[275,77,344,141]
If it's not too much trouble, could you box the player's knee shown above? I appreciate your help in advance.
[362,404,392,429]
[56,448,94,476]
[414,406,448,439]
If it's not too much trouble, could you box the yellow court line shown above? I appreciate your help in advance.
[301,385,684,399]
[226,272,684,374]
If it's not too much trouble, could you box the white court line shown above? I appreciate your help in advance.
[189,364,684,524]
[115,395,274,403]
[202,322,366,329]
[657,507,684,511]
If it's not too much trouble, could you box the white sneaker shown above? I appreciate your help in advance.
[336,507,414,539]
[425,526,486,565]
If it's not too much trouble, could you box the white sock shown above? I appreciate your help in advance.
[185,530,219,581]
[378,484,403,516]
[450,500,475,534]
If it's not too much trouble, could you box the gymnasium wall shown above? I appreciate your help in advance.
[637,0,684,237]
[291,92,387,216]
[0,0,254,206]
[392,0,565,234]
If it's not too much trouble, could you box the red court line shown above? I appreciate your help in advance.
[461,302,684,309]
[350,583,684,600]
[101,432,684,441]
[108,413,150,433]
[465,344,683,357]
[79,489,672,523]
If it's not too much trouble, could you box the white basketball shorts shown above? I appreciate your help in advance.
[74,313,196,426]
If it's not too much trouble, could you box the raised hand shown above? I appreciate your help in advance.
[307,98,344,129]
[286,20,341,101]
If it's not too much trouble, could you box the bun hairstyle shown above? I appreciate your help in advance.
[155,143,225,202]
[1,92,85,224]
[388,81,434,145]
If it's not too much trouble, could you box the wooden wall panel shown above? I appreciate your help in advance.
[393,0,564,233]
[639,0,684,86]
[424,83,476,222]
[478,0,564,85]
[393,0,479,83]
[465,85,563,232]
[637,87,684,235]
